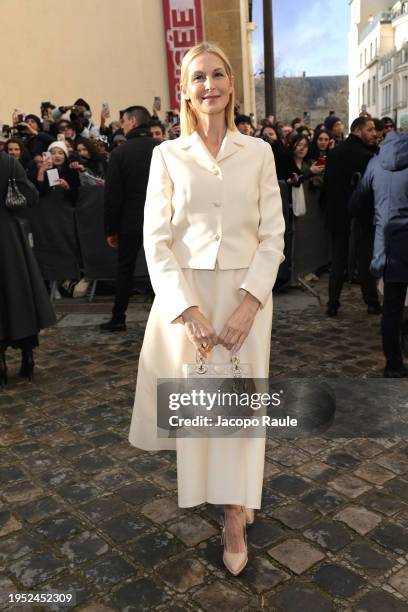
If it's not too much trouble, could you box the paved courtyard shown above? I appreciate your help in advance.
[1,278,408,611]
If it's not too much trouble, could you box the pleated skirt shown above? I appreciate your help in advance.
[128,266,273,508]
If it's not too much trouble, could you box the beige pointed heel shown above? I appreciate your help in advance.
[245,507,255,526]
[221,506,248,576]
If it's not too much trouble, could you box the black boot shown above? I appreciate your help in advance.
[100,317,126,332]
[0,352,7,387]
[20,349,34,381]
[401,321,408,358]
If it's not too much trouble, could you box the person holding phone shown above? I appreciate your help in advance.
[309,128,332,189]
[128,42,285,575]
[34,142,79,201]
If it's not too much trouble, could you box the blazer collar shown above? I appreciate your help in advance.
[176,128,247,166]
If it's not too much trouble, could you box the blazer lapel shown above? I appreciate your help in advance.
[176,129,246,171]
[216,130,246,163]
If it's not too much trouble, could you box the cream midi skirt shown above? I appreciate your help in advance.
[128,266,273,508]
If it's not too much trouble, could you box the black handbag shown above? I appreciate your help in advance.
[5,156,27,209]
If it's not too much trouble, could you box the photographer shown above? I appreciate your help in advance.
[12,112,53,157]
[52,99,99,139]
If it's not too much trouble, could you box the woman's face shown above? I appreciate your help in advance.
[65,127,75,139]
[50,148,65,166]
[182,52,233,121]
[317,132,330,151]
[294,138,309,158]
[7,142,21,159]
[263,126,277,141]
[77,143,90,159]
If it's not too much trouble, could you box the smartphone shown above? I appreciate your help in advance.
[57,133,66,142]
[42,151,52,162]
[102,102,110,117]
[154,96,161,111]
[17,114,24,123]
[315,156,326,167]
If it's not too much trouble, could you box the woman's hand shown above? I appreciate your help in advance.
[37,158,52,180]
[69,161,85,172]
[310,162,325,175]
[57,178,70,190]
[287,172,299,185]
[182,306,218,357]
[218,292,260,353]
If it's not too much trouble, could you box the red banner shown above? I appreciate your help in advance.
[162,0,204,110]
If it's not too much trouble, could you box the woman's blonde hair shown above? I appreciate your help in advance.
[179,42,237,136]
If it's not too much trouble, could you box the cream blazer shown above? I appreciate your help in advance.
[143,128,285,323]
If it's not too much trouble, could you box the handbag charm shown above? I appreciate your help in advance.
[5,156,27,209]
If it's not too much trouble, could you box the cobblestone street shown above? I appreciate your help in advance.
[1,278,408,611]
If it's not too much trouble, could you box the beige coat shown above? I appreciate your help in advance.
[143,129,286,323]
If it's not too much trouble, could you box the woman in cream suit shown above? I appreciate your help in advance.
[129,42,285,575]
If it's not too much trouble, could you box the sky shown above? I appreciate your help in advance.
[252,0,350,77]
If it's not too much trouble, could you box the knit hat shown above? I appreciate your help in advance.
[25,114,42,130]
[324,115,341,132]
[48,141,69,157]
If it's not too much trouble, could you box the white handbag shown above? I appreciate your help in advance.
[183,352,252,379]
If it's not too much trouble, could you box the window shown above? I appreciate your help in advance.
[367,79,371,106]
[358,87,361,110]
[362,82,366,104]
[373,76,376,104]
[382,85,392,112]
[370,42,373,60]
[404,76,408,103]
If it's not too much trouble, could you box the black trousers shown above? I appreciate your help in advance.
[328,224,378,308]
[112,233,143,320]
[382,282,408,370]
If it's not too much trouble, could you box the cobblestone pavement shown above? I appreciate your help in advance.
[1,278,408,611]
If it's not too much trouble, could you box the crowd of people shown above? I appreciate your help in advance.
[0,95,407,377]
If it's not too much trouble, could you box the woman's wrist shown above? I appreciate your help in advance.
[242,291,261,313]
[181,306,199,322]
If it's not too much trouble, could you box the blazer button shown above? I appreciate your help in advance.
[213,234,221,241]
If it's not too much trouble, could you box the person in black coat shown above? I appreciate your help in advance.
[14,114,54,157]
[0,153,56,385]
[101,106,158,331]
[323,116,380,316]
